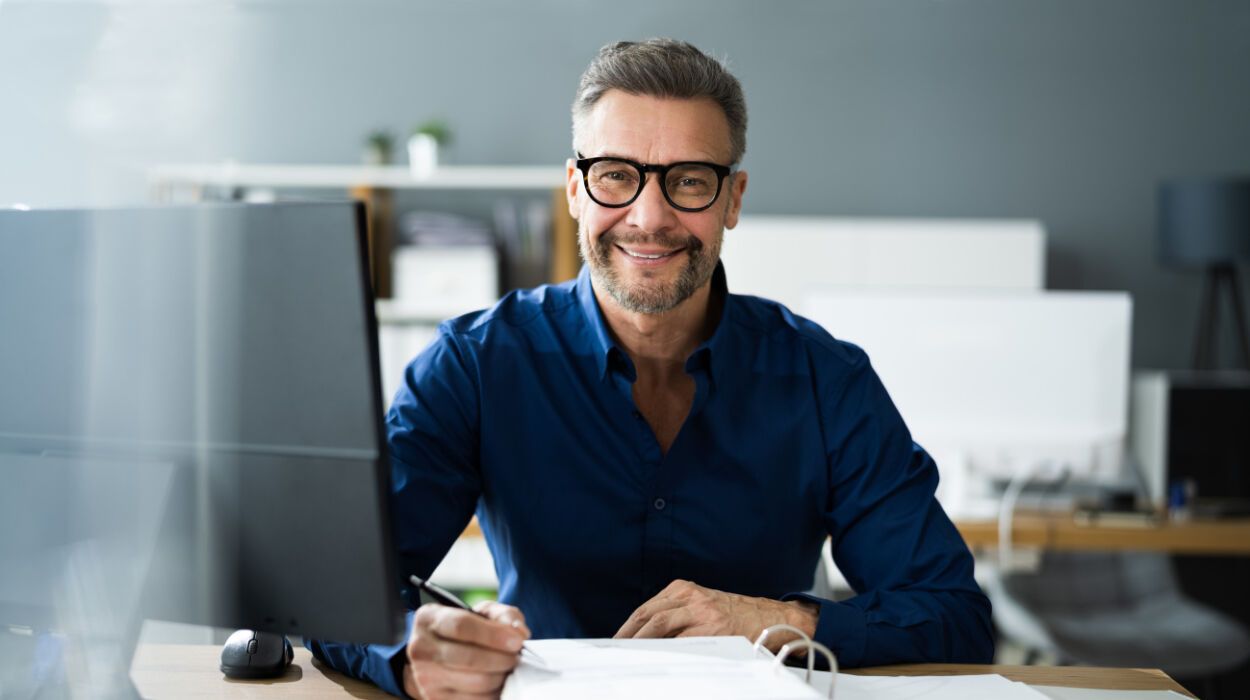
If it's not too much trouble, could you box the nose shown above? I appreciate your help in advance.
[624,175,680,234]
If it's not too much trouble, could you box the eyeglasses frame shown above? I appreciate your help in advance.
[574,153,734,213]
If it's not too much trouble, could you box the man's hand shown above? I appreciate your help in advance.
[402,600,529,700]
[614,579,819,653]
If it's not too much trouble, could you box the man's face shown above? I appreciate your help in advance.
[566,90,747,315]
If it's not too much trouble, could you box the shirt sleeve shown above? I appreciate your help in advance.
[305,611,415,698]
[784,342,994,667]
[306,327,484,695]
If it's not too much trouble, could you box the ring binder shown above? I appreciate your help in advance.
[503,636,834,699]
[754,624,836,697]
[752,624,812,657]
[774,638,837,699]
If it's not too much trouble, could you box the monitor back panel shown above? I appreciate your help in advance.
[0,203,403,644]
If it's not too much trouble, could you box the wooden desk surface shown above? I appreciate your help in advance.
[130,644,1194,698]
[955,512,1250,555]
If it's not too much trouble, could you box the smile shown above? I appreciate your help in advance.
[618,245,685,261]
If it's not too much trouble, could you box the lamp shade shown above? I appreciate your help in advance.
[1158,177,1250,267]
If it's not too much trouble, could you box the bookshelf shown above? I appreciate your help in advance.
[148,163,580,297]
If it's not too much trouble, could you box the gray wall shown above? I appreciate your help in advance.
[2,0,1248,369]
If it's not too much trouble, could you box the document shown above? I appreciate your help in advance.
[799,669,1051,699]
[504,637,1058,700]
[1029,689,1191,700]
[502,637,823,699]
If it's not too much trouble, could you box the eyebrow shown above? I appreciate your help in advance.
[589,152,725,165]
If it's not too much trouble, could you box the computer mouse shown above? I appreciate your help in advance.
[220,629,294,679]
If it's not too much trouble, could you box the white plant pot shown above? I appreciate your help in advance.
[407,134,439,178]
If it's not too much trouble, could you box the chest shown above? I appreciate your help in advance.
[632,376,696,454]
[478,372,830,600]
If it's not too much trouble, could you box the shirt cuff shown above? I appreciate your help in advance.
[780,592,867,668]
[304,610,415,698]
[387,642,413,699]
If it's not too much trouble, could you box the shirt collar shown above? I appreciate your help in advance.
[574,265,624,382]
[687,262,732,391]
[574,262,733,387]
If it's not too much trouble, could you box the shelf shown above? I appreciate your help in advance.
[148,163,566,191]
[148,162,582,292]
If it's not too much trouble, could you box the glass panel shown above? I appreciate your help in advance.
[664,164,719,208]
[586,160,641,205]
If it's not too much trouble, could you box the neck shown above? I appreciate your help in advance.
[595,281,719,380]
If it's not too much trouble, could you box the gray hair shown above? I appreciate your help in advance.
[572,38,747,166]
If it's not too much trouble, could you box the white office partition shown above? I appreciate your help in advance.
[721,217,1046,310]
[802,291,1132,516]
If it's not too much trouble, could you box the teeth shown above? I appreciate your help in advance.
[624,249,673,259]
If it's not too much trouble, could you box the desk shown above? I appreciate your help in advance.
[130,644,1195,698]
[955,512,1250,555]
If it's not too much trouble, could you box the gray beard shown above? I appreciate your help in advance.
[580,227,721,315]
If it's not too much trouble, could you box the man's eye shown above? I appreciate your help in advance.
[671,176,711,193]
[591,166,635,184]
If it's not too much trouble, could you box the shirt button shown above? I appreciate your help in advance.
[653,498,666,511]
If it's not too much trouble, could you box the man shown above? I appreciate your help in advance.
[310,38,993,699]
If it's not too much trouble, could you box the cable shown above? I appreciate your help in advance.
[997,460,1071,570]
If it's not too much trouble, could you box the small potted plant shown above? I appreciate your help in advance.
[408,119,452,177]
[363,129,394,165]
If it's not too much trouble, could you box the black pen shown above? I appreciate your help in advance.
[408,574,551,669]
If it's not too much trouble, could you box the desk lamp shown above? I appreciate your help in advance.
[1158,177,1250,370]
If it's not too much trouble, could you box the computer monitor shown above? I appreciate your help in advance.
[0,202,406,696]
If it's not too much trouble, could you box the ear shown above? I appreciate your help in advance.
[565,159,581,221]
[723,170,748,230]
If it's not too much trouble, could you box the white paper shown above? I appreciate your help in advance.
[792,669,1051,700]
[507,637,1156,700]
[1028,687,1191,700]
[502,637,821,700]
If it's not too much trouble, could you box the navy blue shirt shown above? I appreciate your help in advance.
[309,263,993,696]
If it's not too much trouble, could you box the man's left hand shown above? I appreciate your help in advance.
[614,579,819,652]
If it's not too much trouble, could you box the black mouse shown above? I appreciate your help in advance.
[220,629,294,679]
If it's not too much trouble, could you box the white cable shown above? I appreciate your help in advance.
[997,460,1069,570]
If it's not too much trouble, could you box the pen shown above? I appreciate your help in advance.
[408,574,551,669]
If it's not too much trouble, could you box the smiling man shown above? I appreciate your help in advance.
[309,39,993,700]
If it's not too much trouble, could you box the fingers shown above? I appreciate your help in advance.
[405,659,510,699]
[406,602,528,700]
[615,597,681,638]
[473,600,531,638]
[421,604,527,657]
[408,606,522,673]
[632,607,697,638]
[615,579,701,638]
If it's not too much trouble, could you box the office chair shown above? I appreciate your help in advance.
[987,551,1250,675]
[985,479,1248,695]
[982,461,1250,699]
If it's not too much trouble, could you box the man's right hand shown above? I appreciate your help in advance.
[402,600,530,700]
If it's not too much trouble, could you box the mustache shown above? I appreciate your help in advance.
[598,229,704,252]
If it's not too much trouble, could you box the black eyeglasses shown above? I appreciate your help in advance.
[575,153,733,213]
